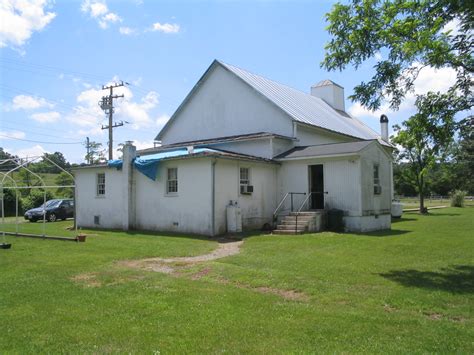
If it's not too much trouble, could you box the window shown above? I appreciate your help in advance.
[373,164,381,194]
[167,168,178,194]
[240,167,250,186]
[97,173,105,196]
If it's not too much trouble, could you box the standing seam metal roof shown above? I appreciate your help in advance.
[218,61,381,141]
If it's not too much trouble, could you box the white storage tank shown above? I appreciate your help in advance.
[391,200,403,218]
[226,201,242,233]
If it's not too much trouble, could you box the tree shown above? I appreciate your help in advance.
[322,0,473,113]
[31,152,70,174]
[55,172,74,198]
[85,141,107,164]
[452,116,474,193]
[392,92,458,212]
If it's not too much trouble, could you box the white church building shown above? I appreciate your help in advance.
[73,60,394,235]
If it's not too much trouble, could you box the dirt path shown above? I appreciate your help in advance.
[85,240,310,302]
[119,240,243,273]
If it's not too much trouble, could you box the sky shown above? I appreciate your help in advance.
[0,0,460,163]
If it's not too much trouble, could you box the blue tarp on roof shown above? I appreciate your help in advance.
[108,159,123,169]
[108,148,217,181]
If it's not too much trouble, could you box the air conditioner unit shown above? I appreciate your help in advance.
[240,185,254,195]
[374,185,382,195]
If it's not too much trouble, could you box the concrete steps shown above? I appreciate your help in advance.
[273,211,325,235]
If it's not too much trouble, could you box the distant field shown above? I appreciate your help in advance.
[399,197,474,209]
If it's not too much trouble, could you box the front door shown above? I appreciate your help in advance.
[309,165,324,209]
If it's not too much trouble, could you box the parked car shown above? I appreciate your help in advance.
[24,199,74,222]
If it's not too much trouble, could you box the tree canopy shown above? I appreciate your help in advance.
[322,0,473,113]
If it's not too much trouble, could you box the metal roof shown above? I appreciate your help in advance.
[275,140,375,160]
[139,132,294,155]
[218,61,382,141]
[312,79,343,88]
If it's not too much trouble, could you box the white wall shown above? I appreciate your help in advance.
[134,158,213,235]
[359,144,392,216]
[214,159,278,234]
[74,167,125,229]
[277,157,361,216]
[296,124,353,146]
[160,65,294,145]
[212,139,273,159]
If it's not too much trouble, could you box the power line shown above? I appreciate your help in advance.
[0,134,84,145]
[0,124,79,141]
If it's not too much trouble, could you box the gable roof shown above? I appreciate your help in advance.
[275,141,374,160]
[139,132,294,156]
[276,139,393,161]
[156,60,383,142]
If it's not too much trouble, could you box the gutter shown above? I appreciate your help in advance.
[211,158,216,236]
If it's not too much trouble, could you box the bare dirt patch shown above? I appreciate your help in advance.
[118,240,310,301]
[119,240,243,273]
[253,286,309,301]
[71,272,102,287]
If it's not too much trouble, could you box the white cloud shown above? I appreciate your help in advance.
[374,52,382,60]
[116,91,159,129]
[348,64,457,120]
[151,22,180,34]
[411,64,457,96]
[156,114,170,127]
[119,26,135,35]
[131,139,154,150]
[7,144,48,158]
[442,18,461,37]
[81,0,121,29]
[0,0,56,48]
[67,82,159,132]
[30,111,60,123]
[0,130,26,139]
[11,94,54,110]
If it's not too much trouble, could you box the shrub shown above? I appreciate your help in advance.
[22,190,54,211]
[450,190,466,207]
[1,188,23,217]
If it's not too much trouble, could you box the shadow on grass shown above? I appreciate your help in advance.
[391,217,417,223]
[380,265,474,294]
[81,227,253,243]
[354,229,412,237]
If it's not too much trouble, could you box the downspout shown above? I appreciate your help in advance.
[211,158,217,236]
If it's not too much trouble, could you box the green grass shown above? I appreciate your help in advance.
[399,197,474,209]
[1,208,473,353]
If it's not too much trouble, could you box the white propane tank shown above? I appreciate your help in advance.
[226,201,242,233]
[391,201,403,218]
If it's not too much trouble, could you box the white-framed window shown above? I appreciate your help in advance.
[239,167,254,195]
[240,167,250,186]
[166,168,178,194]
[373,164,381,194]
[97,173,105,196]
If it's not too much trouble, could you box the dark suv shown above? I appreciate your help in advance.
[24,199,74,222]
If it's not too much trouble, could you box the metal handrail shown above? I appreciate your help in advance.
[273,192,306,224]
[273,192,290,219]
[295,192,314,233]
[294,191,329,233]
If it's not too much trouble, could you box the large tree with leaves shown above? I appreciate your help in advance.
[322,0,473,112]
[323,0,473,212]
[392,92,458,212]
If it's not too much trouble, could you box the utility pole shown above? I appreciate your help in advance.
[99,81,125,160]
[85,137,90,164]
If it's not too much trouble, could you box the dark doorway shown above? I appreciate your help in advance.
[309,164,324,209]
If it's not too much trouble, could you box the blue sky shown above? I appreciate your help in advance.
[0,0,458,163]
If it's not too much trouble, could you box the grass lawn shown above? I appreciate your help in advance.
[399,197,474,209]
[1,208,473,353]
